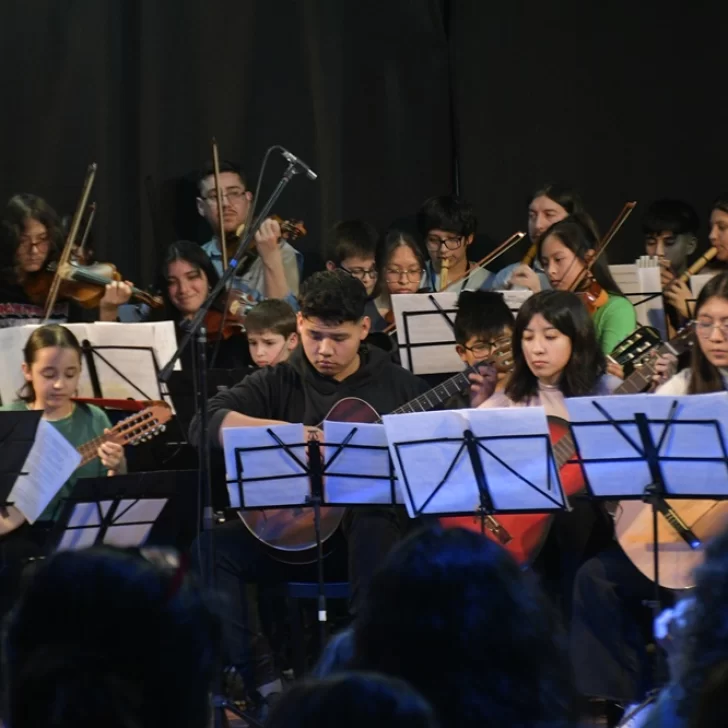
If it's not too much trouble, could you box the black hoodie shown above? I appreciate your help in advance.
[189,344,430,450]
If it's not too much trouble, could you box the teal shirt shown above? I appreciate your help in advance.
[0,402,112,520]
[592,294,637,355]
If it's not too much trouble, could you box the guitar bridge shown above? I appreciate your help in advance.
[655,500,701,550]
[485,515,512,545]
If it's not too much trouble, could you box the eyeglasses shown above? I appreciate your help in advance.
[696,321,728,338]
[462,336,510,356]
[341,265,378,281]
[18,236,50,251]
[425,234,464,251]
[385,267,424,283]
[201,188,247,202]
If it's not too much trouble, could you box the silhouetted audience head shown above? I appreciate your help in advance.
[265,671,439,728]
[351,526,571,728]
[1,547,222,728]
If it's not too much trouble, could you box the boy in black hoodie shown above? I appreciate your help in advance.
[188,269,429,704]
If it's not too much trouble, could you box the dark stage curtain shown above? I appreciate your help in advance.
[0,0,452,285]
[449,0,728,267]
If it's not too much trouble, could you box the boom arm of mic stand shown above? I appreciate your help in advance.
[158,162,301,384]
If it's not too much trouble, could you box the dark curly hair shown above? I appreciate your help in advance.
[1,547,222,728]
[351,526,571,728]
[299,269,367,324]
[506,289,606,402]
[0,194,64,283]
[416,195,477,239]
[677,527,728,719]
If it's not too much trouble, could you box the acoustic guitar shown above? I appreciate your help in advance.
[0,402,171,537]
[613,327,728,589]
[239,345,513,563]
[443,325,698,565]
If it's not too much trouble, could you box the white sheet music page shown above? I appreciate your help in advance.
[8,419,82,523]
[391,292,461,374]
[382,407,562,518]
[566,392,728,498]
[223,424,310,508]
[323,421,401,505]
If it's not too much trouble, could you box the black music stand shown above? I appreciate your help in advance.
[0,410,43,507]
[48,470,198,552]
[223,422,400,648]
[381,407,567,533]
[565,392,728,686]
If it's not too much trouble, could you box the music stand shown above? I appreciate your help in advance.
[223,422,400,648]
[0,410,43,507]
[380,407,567,540]
[565,392,728,683]
[48,470,198,552]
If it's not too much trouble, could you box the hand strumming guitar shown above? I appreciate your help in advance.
[468,364,499,408]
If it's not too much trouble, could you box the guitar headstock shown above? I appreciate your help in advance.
[488,336,514,373]
[666,321,696,356]
[610,326,663,366]
[113,402,173,446]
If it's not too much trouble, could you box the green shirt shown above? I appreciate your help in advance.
[0,402,112,520]
[592,293,637,355]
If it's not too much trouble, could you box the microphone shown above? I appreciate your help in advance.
[280,148,318,181]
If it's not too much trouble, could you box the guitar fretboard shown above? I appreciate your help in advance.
[375,367,476,423]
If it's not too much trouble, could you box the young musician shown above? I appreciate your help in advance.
[159,240,252,369]
[569,275,728,716]
[417,195,490,292]
[0,325,124,613]
[244,298,298,368]
[643,199,699,280]
[187,270,429,704]
[374,229,429,324]
[664,195,728,319]
[496,182,597,291]
[447,290,515,408]
[532,216,636,354]
[324,220,385,331]
[0,194,130,327]
[197,160,301,309]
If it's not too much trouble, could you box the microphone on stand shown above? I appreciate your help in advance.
[280,148,318,181]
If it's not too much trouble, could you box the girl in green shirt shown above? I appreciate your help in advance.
[537,215,637,354]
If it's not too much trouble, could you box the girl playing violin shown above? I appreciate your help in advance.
[530,215,636,354]
[157,240,252,369]
[0,194,130,327]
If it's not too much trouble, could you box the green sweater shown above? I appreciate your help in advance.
[0,402,111,520]
[592,294,637,355]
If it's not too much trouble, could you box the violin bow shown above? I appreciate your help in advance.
[75,201,97,261]
[43,163,97,322]
[568,201,637,293]
[212,137,228,270]
[440,231,527,292]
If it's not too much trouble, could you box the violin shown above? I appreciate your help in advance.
[570,201,636,315]
[23,261,163,310]
[223,215,307,269]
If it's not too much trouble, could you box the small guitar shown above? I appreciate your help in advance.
[0,402,172,537]
[445,325,698,565]
[613,325,728,589]
[610,326,663,372]
[239,345,513,563]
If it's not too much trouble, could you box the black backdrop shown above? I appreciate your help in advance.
[1,0,726,286]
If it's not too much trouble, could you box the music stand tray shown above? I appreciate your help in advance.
[48,470,199,551]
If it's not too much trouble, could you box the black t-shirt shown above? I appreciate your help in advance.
[189,344,430,449]
[0,281,93,328]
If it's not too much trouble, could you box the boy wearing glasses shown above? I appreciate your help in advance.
[197,160,301,311]
[325,220,388,331]
[417,195,491,293]
[447,290,514,408]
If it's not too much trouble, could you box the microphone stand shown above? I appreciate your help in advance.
[158,159,304,728]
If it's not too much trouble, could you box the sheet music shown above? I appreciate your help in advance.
[223,424,311,508]
[8,419,82,523]
[566,393,728,497]
[0,322,178,405]
[609,261,666,338]
[57,498,167,550]
[382,407,563,518]
[323,421,401,505]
